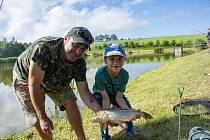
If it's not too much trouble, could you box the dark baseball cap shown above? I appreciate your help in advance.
[67,27,94,50]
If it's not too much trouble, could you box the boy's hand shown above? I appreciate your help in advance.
[101,90,110,109]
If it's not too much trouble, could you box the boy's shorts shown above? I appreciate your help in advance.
[93,92,132,108]
[13,77,77,128]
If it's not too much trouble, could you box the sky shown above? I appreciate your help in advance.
[0,0,210,42]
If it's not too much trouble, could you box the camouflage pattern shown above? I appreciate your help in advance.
[13,36,87,91]
[14,77,77,128]
[13,36,83,127]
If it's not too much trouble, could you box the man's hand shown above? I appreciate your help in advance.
[76,81,102,112]
[107,121,119,127]
[39,117,54,135]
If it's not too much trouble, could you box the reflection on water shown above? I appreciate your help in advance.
[86,52,175,69]
[0,63,13,85]
[0,53,175,137]
[0,82,25,136]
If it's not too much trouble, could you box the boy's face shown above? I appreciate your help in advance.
[105,55,125,75]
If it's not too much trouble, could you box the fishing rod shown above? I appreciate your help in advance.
[177,87,184,140]
[0,0,3,10]
[183,26,206,34]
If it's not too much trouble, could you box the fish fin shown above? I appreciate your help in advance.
[142,111,153,119]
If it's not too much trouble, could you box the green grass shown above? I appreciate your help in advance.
[140,34,205,42]
[3,49,210,140]
[91,34,205,47]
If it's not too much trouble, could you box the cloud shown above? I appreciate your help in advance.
[88,6,148,35]
[127,0,144,5]
[0,0,148,42]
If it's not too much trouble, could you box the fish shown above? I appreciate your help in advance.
[91,109,153,129]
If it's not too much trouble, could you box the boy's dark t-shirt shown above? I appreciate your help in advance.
[93,65,129,95]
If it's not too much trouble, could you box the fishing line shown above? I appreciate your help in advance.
[183,26,205,34]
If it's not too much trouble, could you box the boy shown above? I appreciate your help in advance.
[93,44,139,140]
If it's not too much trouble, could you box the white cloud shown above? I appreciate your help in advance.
[128,0,144,5]
[0,0,148,42]
[88,6,148,35]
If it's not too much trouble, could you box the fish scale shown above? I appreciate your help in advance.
[91,109,153,128]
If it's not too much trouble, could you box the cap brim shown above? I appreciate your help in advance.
[72,36,90,50]
[105,51,126,57]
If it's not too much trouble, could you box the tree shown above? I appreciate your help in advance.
[134,42,140,48]
[195,39,207,48]
[95,35,104,41]
[124,42,129,48]
[177,40,184,47]
[129,41,134,48]
[0,37,30,58]
[155,40,160,47]
[110,34,118,40]
[162,40,169,46]
[170,40,176,46]
[95,36,101,41]
[104,34,110,41]
[185,40,193,47]
[147,41,153,47]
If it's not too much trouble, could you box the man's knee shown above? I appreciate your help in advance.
[63,99,78,110]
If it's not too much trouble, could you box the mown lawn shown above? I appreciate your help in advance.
[3,49,210,140]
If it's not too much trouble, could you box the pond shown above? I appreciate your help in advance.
[0,53,176,137]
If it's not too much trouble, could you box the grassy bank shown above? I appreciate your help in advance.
[0,57,17,63]
[3,49,210,140]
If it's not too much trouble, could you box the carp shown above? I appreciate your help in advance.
[91,109,153,128]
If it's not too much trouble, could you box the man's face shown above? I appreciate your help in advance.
[63,36,87,62]
[105,55,125,75]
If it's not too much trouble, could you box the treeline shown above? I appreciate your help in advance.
[94,39,207,49]
[95,34,118,41]
[0,36,207,59]
[0,37,30,58]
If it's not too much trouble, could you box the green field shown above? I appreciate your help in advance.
[92,34,205,47]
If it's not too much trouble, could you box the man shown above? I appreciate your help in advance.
[206,28,210,47]
[13,27,101,140]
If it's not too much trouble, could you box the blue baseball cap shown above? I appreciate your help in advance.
[104,44,126,58]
